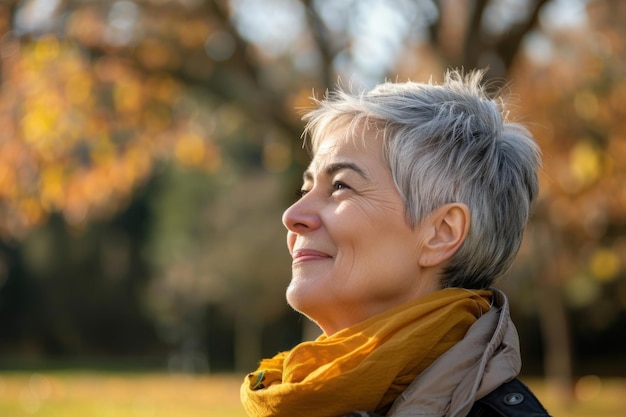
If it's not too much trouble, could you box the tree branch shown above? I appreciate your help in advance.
[495,0,552,71]
[302,0,336,91]
[462,0,490,69]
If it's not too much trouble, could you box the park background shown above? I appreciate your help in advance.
[0,0,624,416]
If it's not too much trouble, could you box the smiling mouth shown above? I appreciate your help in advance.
[292,249,333,264]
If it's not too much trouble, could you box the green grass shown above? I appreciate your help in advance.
[0,371,247,417]
[0,370,623,416]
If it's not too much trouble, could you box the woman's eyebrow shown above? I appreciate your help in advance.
[303,162,369,182]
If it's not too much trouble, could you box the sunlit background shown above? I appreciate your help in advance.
[0,0,624,416]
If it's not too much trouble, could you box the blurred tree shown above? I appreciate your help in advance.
[507,0,626,390]
[0,0,624,387]
[144,164,292,371]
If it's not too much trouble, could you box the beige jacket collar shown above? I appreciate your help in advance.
[387,289,521,417]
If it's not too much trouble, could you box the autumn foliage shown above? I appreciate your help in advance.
[0,0,625,379]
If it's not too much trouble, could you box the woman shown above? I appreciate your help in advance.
[241,69,550,417]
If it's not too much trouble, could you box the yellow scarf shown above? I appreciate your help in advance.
[241,288,491,417]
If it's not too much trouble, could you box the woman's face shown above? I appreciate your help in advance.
[282,127,437,335]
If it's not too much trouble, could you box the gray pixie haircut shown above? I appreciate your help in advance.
[301,69,541,289]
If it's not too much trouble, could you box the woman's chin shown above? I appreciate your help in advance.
[286,283,309,312]
[286,284,325,319]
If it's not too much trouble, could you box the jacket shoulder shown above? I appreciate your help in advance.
[468,378,551,417]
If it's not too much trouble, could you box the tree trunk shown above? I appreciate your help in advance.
[533,223,575,403]
[538,280,575,402]
[234,303,263,373]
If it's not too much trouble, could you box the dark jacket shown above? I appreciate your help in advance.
[467,378,550,417]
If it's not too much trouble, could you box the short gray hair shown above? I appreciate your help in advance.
[302,69,541,289]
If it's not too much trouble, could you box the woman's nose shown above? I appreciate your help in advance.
[282,194,322,233]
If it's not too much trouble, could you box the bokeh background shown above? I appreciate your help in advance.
[0,0,625,416]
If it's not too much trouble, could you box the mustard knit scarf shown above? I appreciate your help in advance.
[240,288,491,417]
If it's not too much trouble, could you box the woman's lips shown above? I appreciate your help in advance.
[291,249,332,264]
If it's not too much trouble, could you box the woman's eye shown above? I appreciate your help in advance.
[295,182,350,199]
[332,181,350,192]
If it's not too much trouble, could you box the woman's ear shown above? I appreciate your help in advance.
[418,203,470,268]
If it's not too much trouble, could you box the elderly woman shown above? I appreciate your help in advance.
[241,70,550,417]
